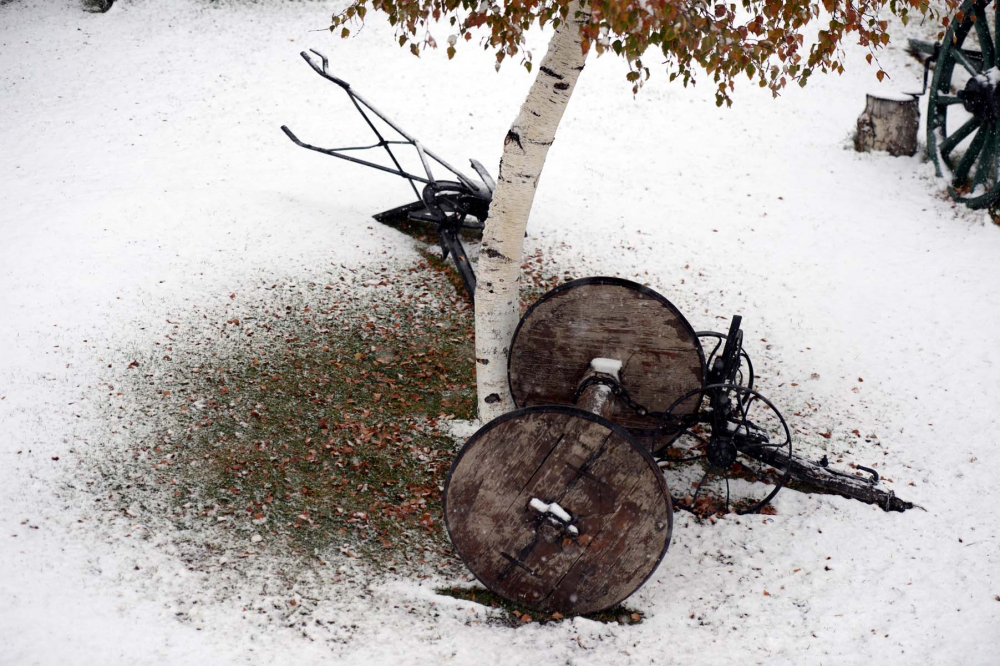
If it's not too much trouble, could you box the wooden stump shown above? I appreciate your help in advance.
[855,93,920,157]
[444,407,672,615]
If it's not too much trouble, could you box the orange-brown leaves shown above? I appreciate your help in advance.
[328,0,959,105]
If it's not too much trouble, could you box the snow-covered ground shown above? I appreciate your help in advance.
[2,1,999,664]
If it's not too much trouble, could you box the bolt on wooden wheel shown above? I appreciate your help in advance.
[443,406,673,615]
[927,0,1000,209]
[658,384,792,516]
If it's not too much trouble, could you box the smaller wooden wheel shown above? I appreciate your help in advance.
[443,407,672,615]
[508,277,705,435]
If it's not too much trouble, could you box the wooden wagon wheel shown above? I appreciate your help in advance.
[927,0,1000,208]
[443,406,673,615]
[508,277,706,438]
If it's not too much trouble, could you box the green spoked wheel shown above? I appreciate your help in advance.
[928,0,1000,209]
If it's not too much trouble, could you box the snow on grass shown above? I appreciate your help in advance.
[2,0,1000,664]
[89,260,476,566]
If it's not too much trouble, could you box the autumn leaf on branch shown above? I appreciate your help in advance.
[329,0,958,105]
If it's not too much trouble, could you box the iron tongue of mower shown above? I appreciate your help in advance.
[281,49,494,303]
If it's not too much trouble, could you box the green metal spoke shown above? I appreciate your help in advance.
[936,95,966,106]
[994,124,1000,181]
[952,46,981,76]
[941,116,982,157]
[974,5,995,68]
[995,0,1000,57]
[954,125,990,184]
[972,125,996,190]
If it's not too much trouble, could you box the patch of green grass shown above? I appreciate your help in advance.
[116,261,477,568]
[105,223,573,576]
[436,586,645,626]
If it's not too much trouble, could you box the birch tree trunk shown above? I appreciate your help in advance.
[474,2,590,422]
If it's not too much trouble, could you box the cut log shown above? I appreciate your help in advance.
[745,447,916,513]
[855,93,920,157]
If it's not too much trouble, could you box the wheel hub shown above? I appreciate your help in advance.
[706,436,738,468]
[960,67,1000,120]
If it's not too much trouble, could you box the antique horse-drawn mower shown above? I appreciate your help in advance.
[443,278,794,615]
[281,50,493,301]
[908,0,1000,208]
[281,48,916,616]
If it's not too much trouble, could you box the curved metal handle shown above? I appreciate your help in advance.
[299,50,351,89]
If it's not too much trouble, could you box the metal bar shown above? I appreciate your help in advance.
[280,125,432,184]
[995,0,1000,58]
[470,159,496,194]
[744,446,915,512]
[324,143,390,152]
[299,50,486,193]
[971,124,996,190]
[973,5,995,68]
[347,88,472,178]
[300,51,351,89]
[954,124,988,183]
[935,95,966,106]
[906,38,937,58]
[346,96,423,201]
[334,76,479,191]
[373,200,428,224]
[952,46,980,76]
[414,141,436,183]
[940,116,981,157]
[438,228,477,302]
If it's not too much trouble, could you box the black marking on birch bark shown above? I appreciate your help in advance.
[526,137,553,147]
[484,393,501,404]
[573,64,585,71]
[554,82,570,91]
[504,130,523,151]
[482,247,511,262]
[539,66,564,80]
[476,358,490,365]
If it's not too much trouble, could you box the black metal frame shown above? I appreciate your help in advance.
[653,316,792,514]
[550,305,790,515]
[281,50,494,302]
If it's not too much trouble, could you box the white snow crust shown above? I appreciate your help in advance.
[529,498,573,524]
[2,1,999,665]
[589,357,622,377]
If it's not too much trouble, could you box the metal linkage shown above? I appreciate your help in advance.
[281,50,495,302]
[569,315,793,516]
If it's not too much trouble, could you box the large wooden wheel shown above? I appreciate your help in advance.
[443,407,673,615]
[508,277,705,436]
[928,0,1000,208]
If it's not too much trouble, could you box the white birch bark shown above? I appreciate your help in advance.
[474,2,590,422]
